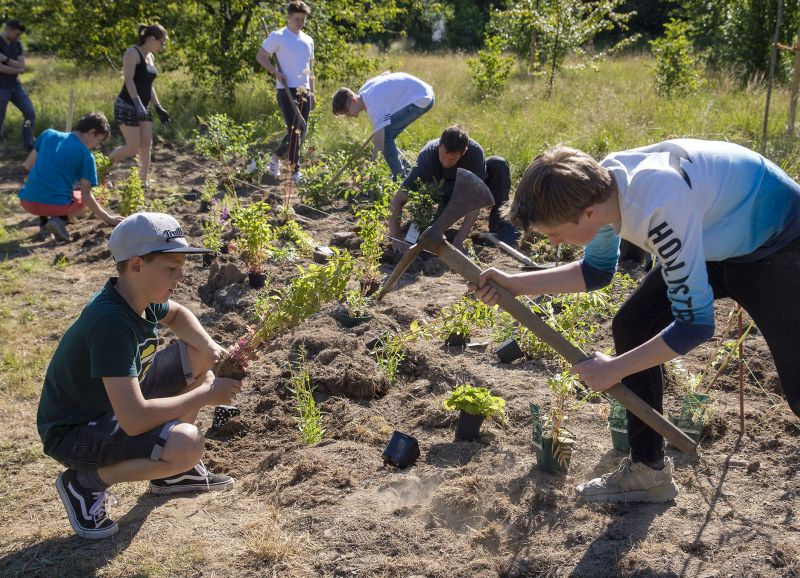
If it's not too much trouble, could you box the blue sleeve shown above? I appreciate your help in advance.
[660,319,714,354]
[581,225,619,289]
[83,152,99,187]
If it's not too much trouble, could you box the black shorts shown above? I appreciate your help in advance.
[114,96,152,127]
[56,342,193,471]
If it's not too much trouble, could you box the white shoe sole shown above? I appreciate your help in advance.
[576,484,678,503]
[149,479,234,495]
[55,475,119,539]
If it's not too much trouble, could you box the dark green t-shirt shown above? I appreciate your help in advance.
[36,278,170,459]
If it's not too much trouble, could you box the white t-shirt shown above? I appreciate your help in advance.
[358,72,434,131]
[261,27,314,89]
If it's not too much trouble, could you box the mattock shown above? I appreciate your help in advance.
[376,168,697,455]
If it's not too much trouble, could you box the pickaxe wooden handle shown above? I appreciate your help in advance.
[430,240,697,455]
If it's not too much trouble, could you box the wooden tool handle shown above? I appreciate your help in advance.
[436,241,697,455]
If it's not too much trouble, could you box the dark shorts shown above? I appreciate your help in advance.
[114,96,152,127]
[57,342,193,471]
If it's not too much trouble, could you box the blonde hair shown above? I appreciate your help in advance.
[504,145,614,230]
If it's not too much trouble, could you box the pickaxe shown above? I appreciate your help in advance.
[375,169,697,455]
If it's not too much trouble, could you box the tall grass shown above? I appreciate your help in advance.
[3,51,798,180]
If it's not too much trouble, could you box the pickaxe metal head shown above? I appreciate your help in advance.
[375,168,494,301]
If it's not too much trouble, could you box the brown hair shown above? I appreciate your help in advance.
[115,252,159,275]
[440,125,469,153]
[75,112,111,136]
[287,1,311,15]
[331,88,355,116]
[137,23,167,46]
[503,145,615,230]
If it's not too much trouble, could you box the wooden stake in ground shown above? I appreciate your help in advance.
[775,27,800,135]
[761,0,784,154]
[65,88,75,132]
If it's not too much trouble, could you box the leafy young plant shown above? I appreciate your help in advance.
[343,287,372,318]
[406,179,443,231]
[194,114,255,163]
[542,370,597,469]
[467,35,515,98]
[371,331,405,384]
[119,166,146,217]
[443,383,507,422]
[289,346,324,444]
[232,201,275,273]
[201,175,218,204]
[202,203,226,253]
[651,19,702,97]
[355,203,389,284]
[435,296,497,341]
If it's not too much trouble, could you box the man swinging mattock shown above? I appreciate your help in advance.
[471,139,800,503]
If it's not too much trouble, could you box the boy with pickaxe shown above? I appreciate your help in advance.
[472,140,800,503]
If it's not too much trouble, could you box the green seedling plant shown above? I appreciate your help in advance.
[232,201,275,273]
[119,166,146,216]
[342,287,372,318]
[289,346,324,444]
[406,179,443,231]
[371,331,405,384]
[435,296,497,342]
[346,158,394,203]
[443,383,507,423]
[217,251,354,378]
[668,358,715,429]
[355,202,389,286]
[194,113,255,163]
[298,151,350,208]
[200,175,218,205]
[543,370,598,470]
[202,203,226,253]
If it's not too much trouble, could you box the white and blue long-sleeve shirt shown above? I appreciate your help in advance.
[582,139,800,354]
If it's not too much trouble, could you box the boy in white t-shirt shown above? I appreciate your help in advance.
[332,72,435,180]
[256,1,315,183]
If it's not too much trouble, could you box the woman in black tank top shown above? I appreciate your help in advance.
[109,23,170,189]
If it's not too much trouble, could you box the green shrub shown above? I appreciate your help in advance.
[119,167,146,217]
[651,19,702,97]
[467,36,515,99]
[443,383,506,421]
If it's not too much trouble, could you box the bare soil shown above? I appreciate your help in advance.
[0,147,798,578]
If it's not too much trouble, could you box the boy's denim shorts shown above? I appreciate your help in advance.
[57,342,194,471]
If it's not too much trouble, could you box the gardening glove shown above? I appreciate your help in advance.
[134,100,149,121]
[155,104,171,125]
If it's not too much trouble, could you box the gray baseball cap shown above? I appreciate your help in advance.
[109,212,212,262]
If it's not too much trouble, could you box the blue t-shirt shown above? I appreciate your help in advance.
[18,129,98,206]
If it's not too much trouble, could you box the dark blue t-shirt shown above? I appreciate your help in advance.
[402,138,487,201]
[0,36,23,89]
[18,129,98,206]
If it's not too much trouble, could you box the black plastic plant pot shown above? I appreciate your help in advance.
[200,200,211,212]
[444,332,469,347]
[202,253,216,268]
[382,431,420,468]
[183,191,200,201]
[337,307,373,328]
[213,405,240,428]
[495,338,524,364]
[455,410,485,441]
[220,243,229,255]
[248,272,267,289]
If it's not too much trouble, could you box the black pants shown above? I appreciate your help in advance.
[485,156,519,245]
[275,88,311,171]
[613,238,800,463]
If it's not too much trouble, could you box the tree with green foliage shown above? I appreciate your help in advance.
[488,0,639,96]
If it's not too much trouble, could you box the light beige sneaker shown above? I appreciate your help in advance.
[576,457,678,503]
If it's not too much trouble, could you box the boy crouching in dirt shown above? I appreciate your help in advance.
[37,212,242,539]
[471,140,800,504]
[17,112,122,242]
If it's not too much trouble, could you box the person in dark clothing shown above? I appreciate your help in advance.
[109,23,171,189]
[0,19,35,151]
[388,125,519,253]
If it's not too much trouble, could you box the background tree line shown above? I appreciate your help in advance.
[1,0,798,95]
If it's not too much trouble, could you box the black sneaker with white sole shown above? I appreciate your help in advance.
[55,469,119,539]
[149,462,234,495]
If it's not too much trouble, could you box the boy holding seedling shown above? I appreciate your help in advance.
[471,140,800,503]
[18,112,122,242]
[331,71,434,180]
[37,212,242,539]
[388,125,518,253]
[257,1,315,184]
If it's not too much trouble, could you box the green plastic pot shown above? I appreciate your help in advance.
[608,398,630,453]
[668,392,711,446]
